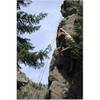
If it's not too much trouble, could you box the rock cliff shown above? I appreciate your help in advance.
[17,69,48,99]
[48,0,83,99]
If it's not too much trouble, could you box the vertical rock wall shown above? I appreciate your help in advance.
[48,0,83,99]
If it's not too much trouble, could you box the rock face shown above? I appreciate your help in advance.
[48,0,83,99]
[17,69,48,99]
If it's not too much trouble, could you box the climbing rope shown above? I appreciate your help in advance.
[33,59,51,98]
[33,37,56,98]
[32,66,45,98]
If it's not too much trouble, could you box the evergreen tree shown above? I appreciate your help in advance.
[17,0,51,69]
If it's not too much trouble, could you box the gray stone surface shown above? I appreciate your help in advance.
[48,0,83,99]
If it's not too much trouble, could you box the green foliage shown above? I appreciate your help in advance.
[17,0,32,10]
[17,81,48,99]
[17,11,47,34]
[17,90,24,99]
[17,0,50,68]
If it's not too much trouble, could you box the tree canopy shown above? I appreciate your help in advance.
[17,0,51,69]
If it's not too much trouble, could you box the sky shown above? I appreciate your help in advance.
[20,0,64,84]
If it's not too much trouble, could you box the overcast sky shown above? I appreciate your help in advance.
[20,0,64,84]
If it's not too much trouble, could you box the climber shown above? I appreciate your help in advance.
[57,28,75,50]
[50,28,75,71]
[58,28,74,42]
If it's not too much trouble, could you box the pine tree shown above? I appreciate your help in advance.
[17,0,51,69]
